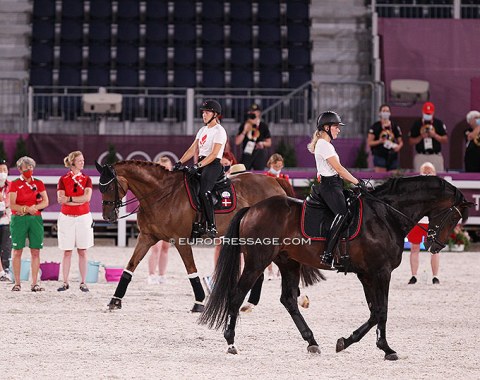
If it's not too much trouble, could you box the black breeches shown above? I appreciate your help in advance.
[318,177,347,216]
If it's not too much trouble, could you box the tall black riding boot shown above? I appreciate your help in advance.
[200,191,217,238]
[321,214,347,267]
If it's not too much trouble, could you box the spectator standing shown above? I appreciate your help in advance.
[367,104,403,173]
[408,101,448,172]
[464,110,480,172]
[407,162,441,285]
[56,151,93,292]
[235,103,272,170]
[147,157,173,285]
[9,156,49,292]
[0,160,12,281]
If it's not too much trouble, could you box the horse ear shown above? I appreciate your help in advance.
[95,161,103,174]
[462,201,475,208]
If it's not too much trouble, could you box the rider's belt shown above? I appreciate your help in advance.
[320,175,340,182]
[418,152,441,155]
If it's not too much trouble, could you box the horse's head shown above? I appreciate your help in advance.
[424,183,474,253]
[96,161,128,223]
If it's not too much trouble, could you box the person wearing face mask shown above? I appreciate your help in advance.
[9,156,49,292]
[406,162,441,285]
[56,151,94,293]
[367,104,403,173]
[464,110,480,172]
[0,160,12,281]
[235,103,272,170]
[264,153,290,181]
[409,101,448,172]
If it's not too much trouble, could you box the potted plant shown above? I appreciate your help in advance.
[447,226,470,251]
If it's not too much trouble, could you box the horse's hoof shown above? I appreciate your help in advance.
[336,337,345,353]
[307,345,321,354]
[108,298,122,311]
[298,295,310,309]
[191,303,205,313]
[227,345,238,355]
[385,353,399,361]
[240,303,254,313]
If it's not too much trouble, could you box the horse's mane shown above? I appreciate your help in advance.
[114,159,171,173]
[371,175,465,205]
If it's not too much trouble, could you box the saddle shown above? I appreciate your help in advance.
[301,188,362,241]
[184,173,237,214]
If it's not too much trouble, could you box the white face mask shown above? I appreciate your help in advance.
[423,113,433,121]
[269,168,281,176]
[380,111,390,120]
[0,173,7,181]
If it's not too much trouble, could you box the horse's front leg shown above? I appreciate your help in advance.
[175,243,205,313]
[108,232,155,311]
[277,259,320,354]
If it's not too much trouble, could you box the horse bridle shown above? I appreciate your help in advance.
[425,205,463,250]
[360,191,463,250]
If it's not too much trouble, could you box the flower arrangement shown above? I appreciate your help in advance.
[448,225,470,250]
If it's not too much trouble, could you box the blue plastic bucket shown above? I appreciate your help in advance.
[9,258,31,282]
[86,260,101,283]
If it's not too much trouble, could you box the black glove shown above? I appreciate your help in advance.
[172,161,183,172]
[187,164,200,176]
[356,179,369,193]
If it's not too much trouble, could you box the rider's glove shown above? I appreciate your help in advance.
[187,164,200,176]
[172,161,183,172]
[356,179,369,193]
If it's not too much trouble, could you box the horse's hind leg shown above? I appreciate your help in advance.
[108,232,155,310]
[176,244,205,313]
[336,272,398,361]
[277,259,320,354]
[224,269,266,354]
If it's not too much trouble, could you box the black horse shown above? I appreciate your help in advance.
[199,176,473,360]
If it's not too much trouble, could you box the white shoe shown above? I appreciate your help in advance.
[157,275,167,284]
[147,275,159,284]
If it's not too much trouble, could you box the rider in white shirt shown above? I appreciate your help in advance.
[173,100,227,237]
[307,111,366,267]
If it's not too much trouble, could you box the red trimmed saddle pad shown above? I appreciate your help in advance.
[184,174,237,214]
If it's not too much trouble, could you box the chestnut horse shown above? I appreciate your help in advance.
[95,160,323,312]
[200,176,473,360]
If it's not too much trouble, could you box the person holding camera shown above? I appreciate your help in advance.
[367,104,403,173]
[464,110,480,172]
[9,156,49,292]
[408,101,448,172]
[235,103,272,170]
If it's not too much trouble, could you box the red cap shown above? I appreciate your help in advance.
[422,102,435,114]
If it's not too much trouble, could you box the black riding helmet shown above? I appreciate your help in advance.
[316,111,345,131]
[200,99,222,115]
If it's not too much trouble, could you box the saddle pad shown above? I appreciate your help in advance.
[184,175,237,214]
[300,198,363,241]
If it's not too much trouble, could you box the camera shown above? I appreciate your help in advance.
[424,125,433,132]
[247,113,256,120]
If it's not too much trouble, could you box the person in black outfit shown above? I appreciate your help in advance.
[464,110,480,172]
[367,104,403,173]
[235,103,272,170]
[408,101,448,172]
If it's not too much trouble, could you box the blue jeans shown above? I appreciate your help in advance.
[373,154,398,171]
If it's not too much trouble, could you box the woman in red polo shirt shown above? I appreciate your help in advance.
[9,156,49,292]
[56,151,93,292]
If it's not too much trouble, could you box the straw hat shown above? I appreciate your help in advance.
[229,164,247,175]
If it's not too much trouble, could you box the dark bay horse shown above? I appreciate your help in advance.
[200,176,473,360]
[96,160,321,312]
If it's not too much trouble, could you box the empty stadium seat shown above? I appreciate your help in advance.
[88,44,111,66]
[60,19,83,43]
[231,68,253,88]
[145,21,168,45]
[116,44,139,66]
[286,0,309,23]
[200,0,224,22]
[30,66,53,86]
[230,46,253,66]
[117,0,140,20]
[229,22,252,45]
[173,46,196,66]
[61,0,84,20]
[31,43,54,66]
[202,68,225,88]
[259,69,283,89]
[201,23,224,47]
[59,44,83,66]
[89,0,112,21]
[145,0,169,21]
[32,0,56,20]
[117,21,140,44]
[229,0,252,22]
[173,67,196,87]
[89,20,112,44]
[173,23,197,45]
[287,23,310,47]
[145,45,168,67]
[257,24,282,47]
[288,69,311,88]
[257,0,281,24]
[87,66,111,86]
[32,19,55,43]
[173,0,197,22]
[145,67,168,87]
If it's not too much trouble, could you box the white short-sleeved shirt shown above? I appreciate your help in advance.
[315,139,339,177]
[196,123,228,159]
